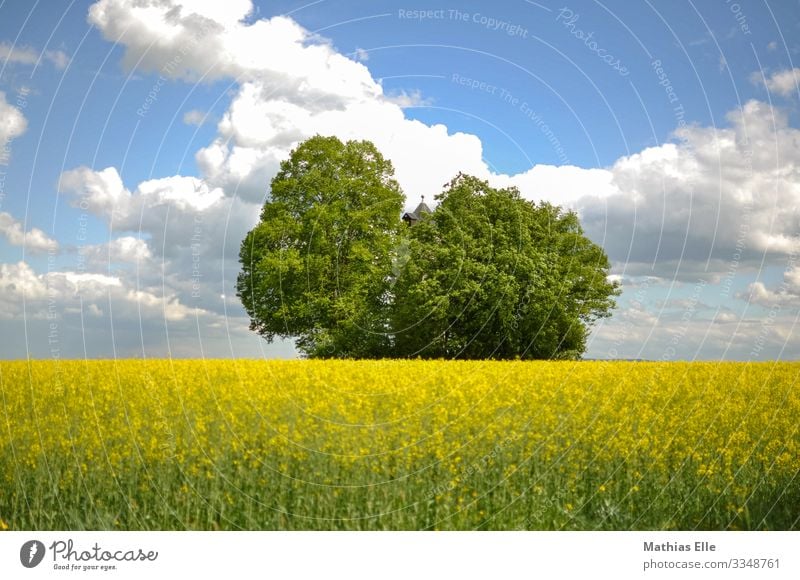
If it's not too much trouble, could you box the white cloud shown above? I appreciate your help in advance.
[0,211,58,253]
[192,78,488,203]
[578,100,800,275]
[0,91,27,149]
[713,311,739,324]
[86,0,492,205]
[59,168,225,228]
[499,164,617,209]
[57,164,258,318]
[106,236,152,262]
[0,260,201,322]
[81,235,152,265]
[0,42,70,69]
[58,166,127,218]
[45,50,70,69]
[0,261,116,319]
[0,261,48,303]
[88,0,378,108]
[737,266,800,307]
[182,109,208,126]
[383,89,431,109]
[588,304,797,360]
[754,68,800,97]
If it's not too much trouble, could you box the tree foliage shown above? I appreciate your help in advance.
[238,138,619,359]
[237,135,403,358]
[391,174,619,359]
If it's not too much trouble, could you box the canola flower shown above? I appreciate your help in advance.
[0,360,798,530]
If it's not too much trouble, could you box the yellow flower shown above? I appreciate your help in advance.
[1,359,798,530]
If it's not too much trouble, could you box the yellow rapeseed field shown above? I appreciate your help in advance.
[1,360,798,530]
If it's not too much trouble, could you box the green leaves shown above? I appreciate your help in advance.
[391,174,619,360]
[237,135,404,358]
[238,140,618,360]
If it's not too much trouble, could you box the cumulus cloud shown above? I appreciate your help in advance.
[0,42,70,69]
[105,235,152,262]
[196,80,488,203]
[754,68,800,97]
[499,164,617,209]
[588,303,797,360]
[0,211,58,253]
[738,265,800,307]
[44,50,70,69]
[383,89,432,109]
[87,0,378,107]
[0,255,285,358]
[0,91,27,150]
[0,260,201,322]
[79,235,152,266]
[57,164,260,323]
[59,167,225,229]
[578,100,800,277]
[86,0,492,205]
[182,109,208,126]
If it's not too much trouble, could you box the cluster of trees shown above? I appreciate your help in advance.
[237,135,619,359]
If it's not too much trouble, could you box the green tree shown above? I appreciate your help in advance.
[236,135,404,358]
[391,174,619,359]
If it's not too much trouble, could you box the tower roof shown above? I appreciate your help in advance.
[413,201,431,216]
[402,196,432,225]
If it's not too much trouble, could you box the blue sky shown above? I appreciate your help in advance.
[0,0,799,360]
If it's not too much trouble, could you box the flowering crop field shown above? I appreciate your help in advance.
[1,360,798,530]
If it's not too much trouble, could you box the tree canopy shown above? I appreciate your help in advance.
[237,136,619,359]
[236,135,403,358]
[391,173,619,359]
